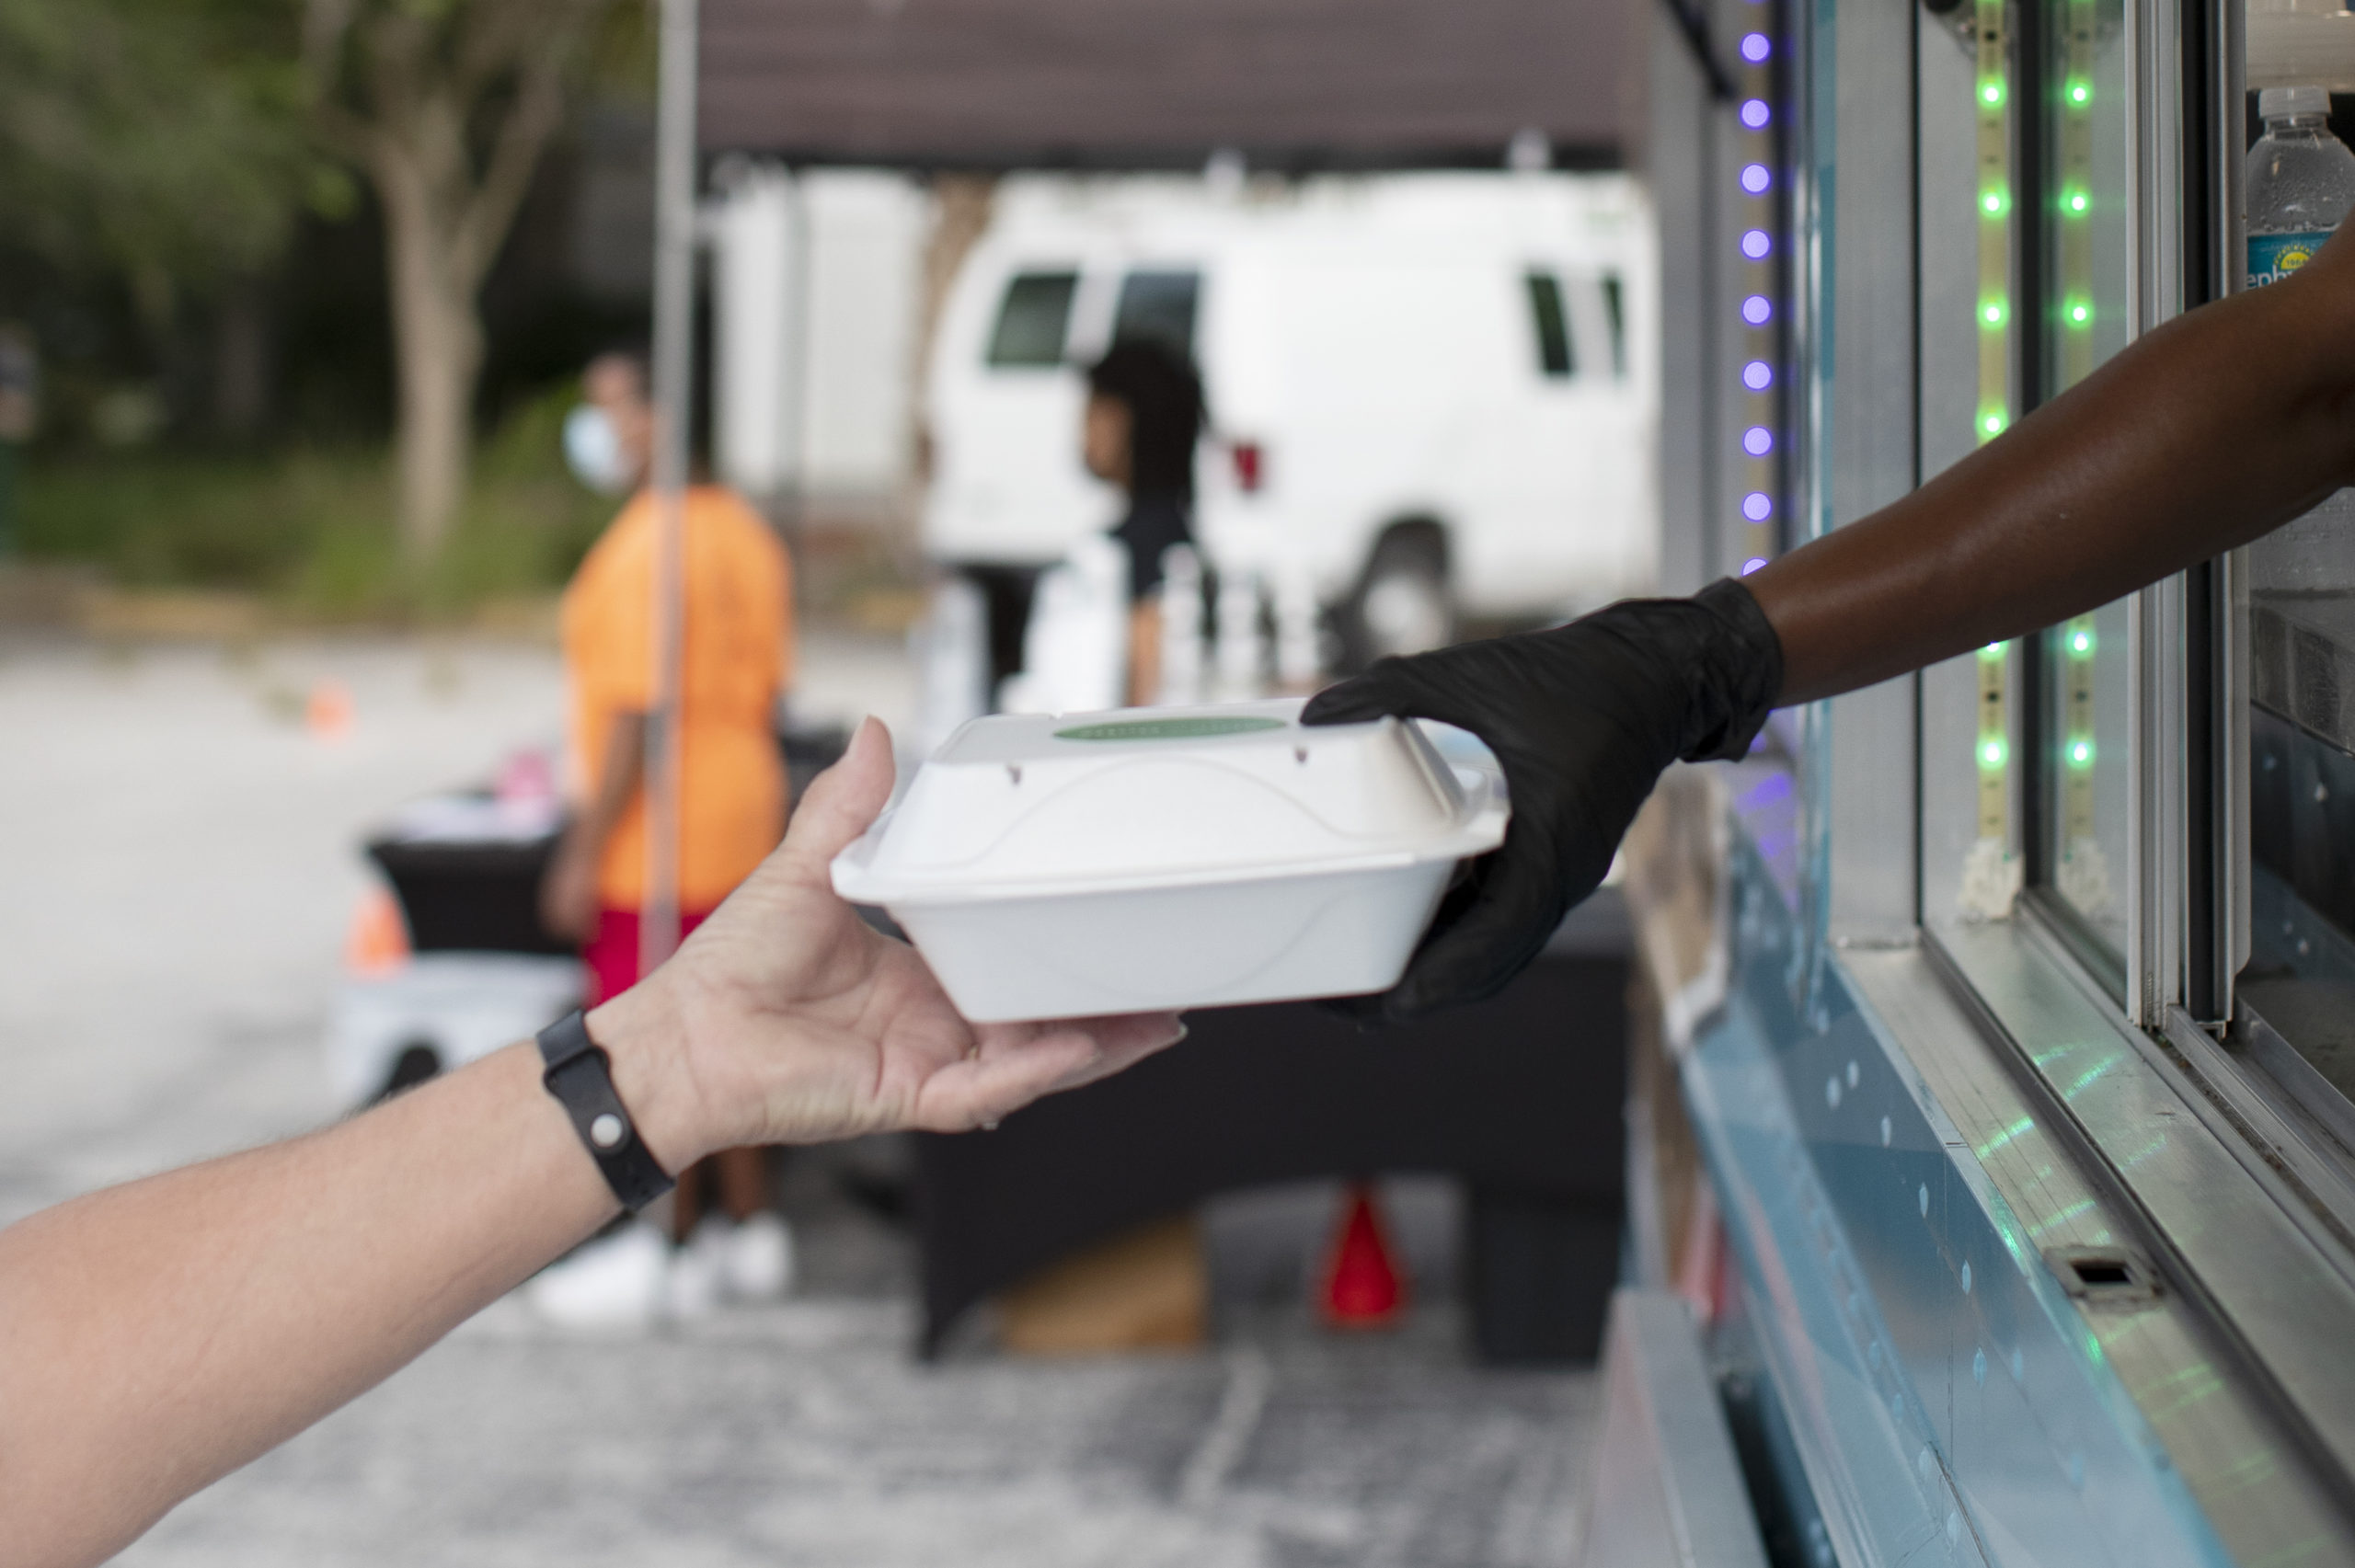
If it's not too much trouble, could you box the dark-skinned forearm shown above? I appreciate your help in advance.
[1748,235,2355,703]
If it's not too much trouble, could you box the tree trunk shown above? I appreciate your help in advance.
[377,139,483,561]
[213,281,270,439]
[326,6,589,561]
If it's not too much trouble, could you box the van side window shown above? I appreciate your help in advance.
[1601,274,1628,378]
[986,272,1079,368]
[1525,271,1575,378]
[1113,270,1201,356]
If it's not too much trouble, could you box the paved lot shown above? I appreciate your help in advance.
[122,1301,1595,1568]
[0,631,1595,1567]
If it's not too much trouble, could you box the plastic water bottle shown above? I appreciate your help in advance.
[912,575,989,750]
[2246,86,2355,288]
[1270,555,1323,692]
[1155,544,1205,705]
[1212,569,1266,701]
[1003,535,1128,715]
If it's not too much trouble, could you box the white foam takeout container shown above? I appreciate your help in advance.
[830,698,1509,1022]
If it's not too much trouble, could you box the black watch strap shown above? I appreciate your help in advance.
[536,1010,674,1211]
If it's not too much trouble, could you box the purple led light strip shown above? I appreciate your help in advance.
[1734,3,1780,555]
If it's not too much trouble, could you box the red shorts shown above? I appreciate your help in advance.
[583,906,713,1006]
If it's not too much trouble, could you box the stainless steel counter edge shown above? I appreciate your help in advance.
[1930,914,2355,1541]
[1869,930,2351,1567]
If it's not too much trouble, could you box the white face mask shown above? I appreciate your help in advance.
[563,404,635,496]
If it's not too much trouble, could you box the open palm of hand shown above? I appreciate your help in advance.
[602,720,1183,1161]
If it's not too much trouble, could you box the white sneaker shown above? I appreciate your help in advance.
[725,1211,796,1300]
[664,1217,730,1321]
[526,1221,668,1330]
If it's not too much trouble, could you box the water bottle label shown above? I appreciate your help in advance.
[2248,231,2335,288]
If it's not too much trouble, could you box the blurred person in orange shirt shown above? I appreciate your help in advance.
[539,348,796,1321]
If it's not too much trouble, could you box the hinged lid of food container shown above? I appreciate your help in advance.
[832,699,1507,906]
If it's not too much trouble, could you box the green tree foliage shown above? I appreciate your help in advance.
[301,0,627,556]
[0,0,316,319]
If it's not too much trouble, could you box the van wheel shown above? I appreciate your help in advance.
[1343,532,1453,669]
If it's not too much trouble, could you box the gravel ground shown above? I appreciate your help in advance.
[0,630,1595,1568]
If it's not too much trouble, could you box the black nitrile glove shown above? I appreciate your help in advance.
[1301,578,1783,1022]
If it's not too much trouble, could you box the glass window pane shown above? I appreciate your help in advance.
[2030,0,2132,964]
[1525,270,1574,377]
[2240,92,2355,1108]
[985,271,1078,368]
[1111,269,1200,357]
[2247,705,2355,1108]
[2040,604,2129,956]
[2045,0,2131,389]
[1919,0,2026,933]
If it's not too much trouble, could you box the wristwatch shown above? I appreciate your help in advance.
[536,1010,675,1211]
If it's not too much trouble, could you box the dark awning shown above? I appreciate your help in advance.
[699,0,1635,171]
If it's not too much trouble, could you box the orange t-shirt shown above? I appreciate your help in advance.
[560,486,793,911]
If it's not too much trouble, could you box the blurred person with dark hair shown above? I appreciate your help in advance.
[539,348,797,1321]
[1082,339,1205,704]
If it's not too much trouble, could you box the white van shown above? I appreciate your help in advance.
[923,172,1659,671]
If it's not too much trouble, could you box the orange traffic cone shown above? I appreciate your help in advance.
[343,886,410,979]
[305,678,354,739]
[1318,1181,1407,1330]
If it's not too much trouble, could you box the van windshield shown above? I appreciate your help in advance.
[987,272,1079,368]
[1112,270,1200,357]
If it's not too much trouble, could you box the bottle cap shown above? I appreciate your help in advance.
[2261,86,2332,120]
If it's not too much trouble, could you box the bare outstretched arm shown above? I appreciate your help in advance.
[0,720,1183,1568]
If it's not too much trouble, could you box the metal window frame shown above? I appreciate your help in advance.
[1709,0,2355,1547]
[2129,574,2188,1024]
[2125,0,2247,1028]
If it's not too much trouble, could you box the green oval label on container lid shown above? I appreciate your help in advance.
[1053,715,1288,742]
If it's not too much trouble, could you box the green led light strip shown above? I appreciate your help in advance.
[1977,639,2013,843]
[2059,612,2101,902]
[1972,0,2016,882]
[2057,0,2097,387]
[2054,4,2102,913]
[2062,617,2097,807]
[1974,0,2012,443]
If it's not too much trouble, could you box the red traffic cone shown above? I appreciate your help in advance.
[1318,1181,1406,1330]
